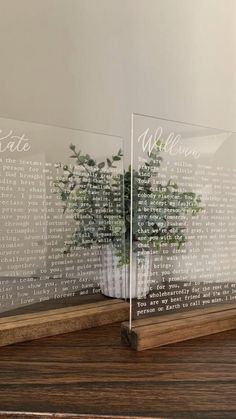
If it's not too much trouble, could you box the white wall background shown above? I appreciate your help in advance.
[0,0,235,158]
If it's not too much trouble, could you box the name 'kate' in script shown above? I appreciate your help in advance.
[0,130,31,153]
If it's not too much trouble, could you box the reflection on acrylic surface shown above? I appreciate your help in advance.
[131,114,236,320]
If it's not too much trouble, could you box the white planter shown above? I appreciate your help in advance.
[100,244,152,299]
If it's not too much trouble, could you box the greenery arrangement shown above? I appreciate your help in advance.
[54,144,125,260]
[54,141,203,266]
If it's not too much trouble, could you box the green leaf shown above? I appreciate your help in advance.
[98,162,105,169]
[78,156,86,164]
[87,159,96,166]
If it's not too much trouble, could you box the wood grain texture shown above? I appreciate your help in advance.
[0,413,158,419]
[0,323,236,418]
[121,303,236,351]
[0,299,129,347]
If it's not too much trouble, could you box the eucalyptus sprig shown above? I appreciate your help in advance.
[54,146,125,257]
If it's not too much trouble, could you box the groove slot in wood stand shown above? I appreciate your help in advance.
[0,299,129,347]
[121,303,236,351]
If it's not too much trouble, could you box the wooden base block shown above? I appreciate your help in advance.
[0,299,129,347]
[121,303,236,351]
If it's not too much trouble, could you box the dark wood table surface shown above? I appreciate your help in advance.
[0,322,235,419]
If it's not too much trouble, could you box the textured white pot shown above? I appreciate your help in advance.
[100,244,152,299]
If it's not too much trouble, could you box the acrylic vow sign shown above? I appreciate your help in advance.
[121,113,236,350]
[0,117,128,346]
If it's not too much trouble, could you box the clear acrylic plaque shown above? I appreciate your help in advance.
[0,117,126,317]
[130,113,236,325]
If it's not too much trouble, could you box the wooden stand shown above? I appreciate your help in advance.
[0,299,129,347]
[121,303,236,351]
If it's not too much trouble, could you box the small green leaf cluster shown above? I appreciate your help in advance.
[54,146,125,257]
